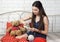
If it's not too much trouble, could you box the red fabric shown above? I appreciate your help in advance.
[1,35,28,42]
[34,37,46,42]
[18,38,28,42]
[12,27,19,31]
[6,22,12,35]
[7,22,12,29]
[19,24,24,27]
[1,35,17,42]
[1,22,28,42]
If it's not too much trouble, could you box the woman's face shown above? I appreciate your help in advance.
[32,6,39,15]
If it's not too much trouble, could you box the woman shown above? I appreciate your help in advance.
[16,1,49,42]
[26,1,49,42]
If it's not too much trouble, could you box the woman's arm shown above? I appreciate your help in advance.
[20,13,32,21]
[40,16,49,35]
[24,17,32,21]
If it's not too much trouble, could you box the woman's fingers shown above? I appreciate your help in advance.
[28,28,35,32]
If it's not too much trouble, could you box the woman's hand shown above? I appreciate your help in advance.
[28,28,37,32]
[29,28,41,33]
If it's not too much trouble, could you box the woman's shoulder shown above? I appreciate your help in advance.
[43,16,48,22]
[44,16,48,19]
[43,15,48,19]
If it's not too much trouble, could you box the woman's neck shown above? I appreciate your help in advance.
[35,15,40,23]
[36,15,39,17]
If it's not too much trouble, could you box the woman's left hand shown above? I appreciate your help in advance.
[32,28,40,32]
[28,28,35,32]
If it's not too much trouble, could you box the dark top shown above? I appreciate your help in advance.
[27,21,47,39]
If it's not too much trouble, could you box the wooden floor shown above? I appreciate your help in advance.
[0,33,60,42]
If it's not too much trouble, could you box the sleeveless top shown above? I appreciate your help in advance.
[27,21,47,39]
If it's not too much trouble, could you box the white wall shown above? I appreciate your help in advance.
[0,0,60,15]
[0,0,25,14]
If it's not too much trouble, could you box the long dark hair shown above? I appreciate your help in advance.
[31,1,47,30]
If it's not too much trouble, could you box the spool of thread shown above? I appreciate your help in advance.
[28,35,34,42]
